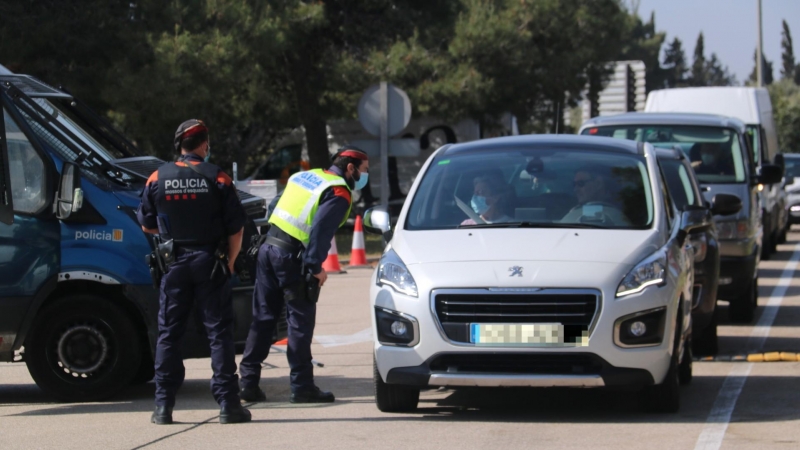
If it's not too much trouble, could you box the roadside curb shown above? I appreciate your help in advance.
[694,351,800,362]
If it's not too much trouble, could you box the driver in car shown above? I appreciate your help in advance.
[561,167,631,226]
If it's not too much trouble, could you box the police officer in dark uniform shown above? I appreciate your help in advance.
[137,119,252,424]
[238,147,370,403]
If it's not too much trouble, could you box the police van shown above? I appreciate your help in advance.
[0,73,280,401]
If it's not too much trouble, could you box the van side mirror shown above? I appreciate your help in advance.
[710,193,742,216]
[364,205,392,243]
[757,164,783,185]
[55,162,83,220]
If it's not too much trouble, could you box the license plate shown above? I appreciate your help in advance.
[470,323,564,345]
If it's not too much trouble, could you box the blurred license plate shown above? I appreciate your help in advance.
[470,323,564,345]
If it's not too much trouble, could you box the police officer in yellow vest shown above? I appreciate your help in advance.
[239,147,369,403]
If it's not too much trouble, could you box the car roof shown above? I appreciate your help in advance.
[442,134,644,156]
[580,112,746,131]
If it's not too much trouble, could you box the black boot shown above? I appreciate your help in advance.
[151,406,173,425]
[239,386,267,402]
[219,403,252,424]
[290,386,335,404]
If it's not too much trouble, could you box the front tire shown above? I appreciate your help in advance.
[693,312,718,356]
[729,277,758,324]
[25,295,141,402]
[374,358,419,412]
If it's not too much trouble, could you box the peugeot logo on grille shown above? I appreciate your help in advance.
[509,266,523,277]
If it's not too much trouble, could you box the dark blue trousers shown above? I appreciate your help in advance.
[154,250,239,408]
[239,243,317,393]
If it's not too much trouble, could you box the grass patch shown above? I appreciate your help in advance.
[335,230,385,259]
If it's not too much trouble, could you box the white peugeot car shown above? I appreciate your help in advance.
[364,135,698,413]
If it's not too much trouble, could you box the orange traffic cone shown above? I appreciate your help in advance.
[322,237,346,274]
[348,215,370,268]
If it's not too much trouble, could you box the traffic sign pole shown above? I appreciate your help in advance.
[380,81,389,206]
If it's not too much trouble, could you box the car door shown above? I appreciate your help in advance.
[0,100,60,360]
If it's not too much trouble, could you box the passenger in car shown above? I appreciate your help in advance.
[561,166,631,226]
[461,171,514,225]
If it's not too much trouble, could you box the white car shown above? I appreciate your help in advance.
[364,135,697,413]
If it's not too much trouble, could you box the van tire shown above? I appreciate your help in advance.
[374,358,419,412]
[729,278,758,324]
[692,313,718,356]
[24,295,141,402]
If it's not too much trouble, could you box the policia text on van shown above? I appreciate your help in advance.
[0,74,281,401]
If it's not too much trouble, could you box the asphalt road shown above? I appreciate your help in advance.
[3,234,800,449]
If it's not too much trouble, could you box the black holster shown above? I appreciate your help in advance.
[210,241,231,280]
[146,235,170,289]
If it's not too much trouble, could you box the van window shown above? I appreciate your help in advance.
[583,125,746,184]
[406,147,653,230]
[4,109,46,214]
[745,125,763,165]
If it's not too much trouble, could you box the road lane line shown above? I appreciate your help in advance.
[694,242,800,450]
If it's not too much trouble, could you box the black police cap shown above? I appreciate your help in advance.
[173,119,208,152]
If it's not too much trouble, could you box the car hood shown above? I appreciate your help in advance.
[393,228,661,266]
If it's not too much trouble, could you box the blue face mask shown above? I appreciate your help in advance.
[204,144,211,163]
[471,195,489,215]
[354,172,369,191]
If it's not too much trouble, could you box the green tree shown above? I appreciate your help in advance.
[690,33,706,86]
[781,20,796,80]
[749,49,775,85]
[768,79,800,152]
[663,37,688,87]
[618,11,666,92]
[688,32,736,87]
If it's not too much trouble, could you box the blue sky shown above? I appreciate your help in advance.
[635,0,800,83]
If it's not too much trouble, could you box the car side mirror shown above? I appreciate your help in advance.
[364,205,392,243]
[710,193,742,216]
[758,164,783,185]
[55,162,83,220]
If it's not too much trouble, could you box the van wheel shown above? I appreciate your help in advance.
[693,313,718,357]
[374,358,419,412]
[761,233,772,259]
[729,278,758,324]
[130,353,155,385]
[24,295,141,402]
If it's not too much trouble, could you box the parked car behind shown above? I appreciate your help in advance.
[580,113,782,324]
[783,154,800,226]
[365,135,699,414]
[653,147,741,355]
[645,87,788,257]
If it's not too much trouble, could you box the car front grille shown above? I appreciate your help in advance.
[432,289,599,344]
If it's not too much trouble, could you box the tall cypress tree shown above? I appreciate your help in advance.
[663,37,687,87]
[690,33,706,86]
[782,20,796,80]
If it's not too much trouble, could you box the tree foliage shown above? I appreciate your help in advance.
[781,20,796,80]
[663,37,688,88]
[749,49,775,85]
[688,33,736,87]
[769,80,800,153]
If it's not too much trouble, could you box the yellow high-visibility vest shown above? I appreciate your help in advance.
[268,169,352,245]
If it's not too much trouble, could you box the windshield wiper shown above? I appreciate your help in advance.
[458,221,607,229]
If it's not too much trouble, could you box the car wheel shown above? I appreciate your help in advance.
[729,277,758,324]
[692,312,718,357]
[374,357,419,412]
[24,295,141,402]
[761,233,772,259]
[641,309,682,413]
[770,231,779,253]
[679,339,693,385]
[778,225,788,244]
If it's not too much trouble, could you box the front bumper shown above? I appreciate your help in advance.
[372,261,686,388]
[385,352,654,388]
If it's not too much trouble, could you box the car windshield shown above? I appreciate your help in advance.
[582,125,747,184]
[405,146,653,230]
[785,157,800,180]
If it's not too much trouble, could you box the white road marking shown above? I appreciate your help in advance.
[694,242,800,450]
[314,327,373,347]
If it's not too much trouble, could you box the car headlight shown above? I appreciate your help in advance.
[616,251,667,298]
[716,219,750,240]
[377,248,418,297]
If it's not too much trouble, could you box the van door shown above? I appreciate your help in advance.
[0,102,60,361]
